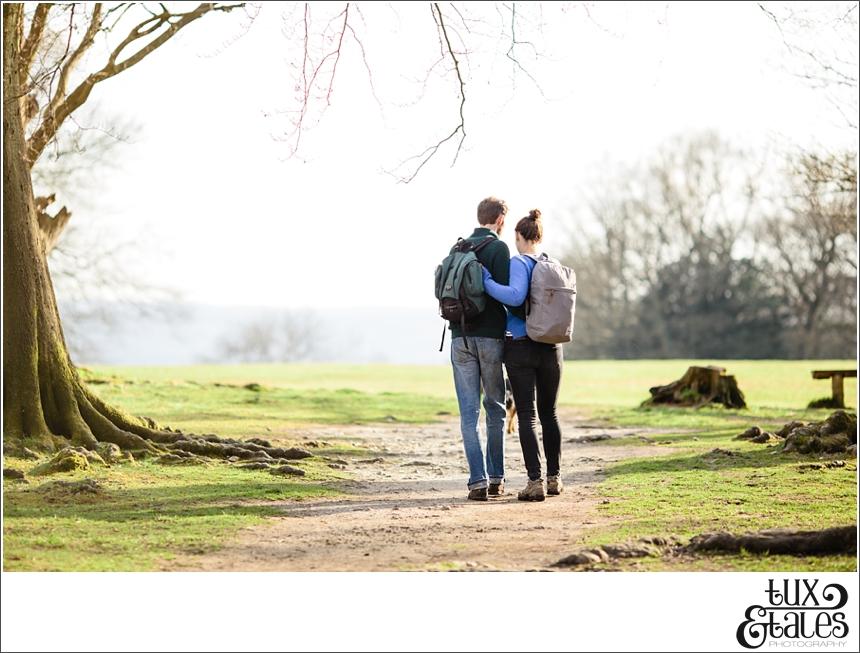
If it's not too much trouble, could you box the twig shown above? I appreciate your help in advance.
[393,2,466,183]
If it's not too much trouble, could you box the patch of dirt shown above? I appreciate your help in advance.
[167,410,668,572]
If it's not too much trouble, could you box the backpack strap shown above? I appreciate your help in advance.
[460,239,492,334]
[453,235,494,254]
[521,254,540,317]
[471,236,497,253]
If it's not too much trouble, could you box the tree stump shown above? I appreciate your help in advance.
[643,366,747,409]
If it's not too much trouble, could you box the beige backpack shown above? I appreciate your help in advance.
[524,253,577,344]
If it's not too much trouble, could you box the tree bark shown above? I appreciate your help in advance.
[4,5,159,453]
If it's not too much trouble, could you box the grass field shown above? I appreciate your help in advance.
[87,360,856,430]
[94,359,857,405]
[588,426,857,571]
[4,360,857,571]
[3,459,341,571]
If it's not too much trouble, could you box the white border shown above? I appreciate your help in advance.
[2,571,859,652]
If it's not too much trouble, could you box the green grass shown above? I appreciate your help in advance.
[91,359,856,412]
[85,360,854,442]
[5,360,856,571]
[579,416,857,571]
[557,359,856,410]
[597,553,858,572]
[590,404,847,431]
[91,363,457,399]
[81,369,458,437]
[3,457,342,571]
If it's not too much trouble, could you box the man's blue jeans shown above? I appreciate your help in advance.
[450,336,506,490]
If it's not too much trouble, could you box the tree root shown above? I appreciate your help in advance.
[552,526,858,568]
[7,379,316,466]
[686,526,857,556]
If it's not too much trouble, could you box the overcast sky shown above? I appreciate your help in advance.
[49,1,858,313]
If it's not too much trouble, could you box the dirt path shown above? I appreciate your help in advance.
[171,410,662,571]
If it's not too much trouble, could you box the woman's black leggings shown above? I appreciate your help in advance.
[504,338,563,481]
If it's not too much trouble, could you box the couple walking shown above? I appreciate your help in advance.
[437,196,575,503]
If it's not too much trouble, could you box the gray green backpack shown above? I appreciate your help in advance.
[435,236,495,350]
[524,253,577,344]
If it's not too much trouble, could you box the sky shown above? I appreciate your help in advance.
[44,1,859,317]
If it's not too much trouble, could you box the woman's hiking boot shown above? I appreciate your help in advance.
[546,475,563,496]
[517,479,546,502]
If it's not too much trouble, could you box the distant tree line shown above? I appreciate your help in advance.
[562,132,857,360]
[214,312,325,363]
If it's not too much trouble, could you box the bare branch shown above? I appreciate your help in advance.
[793,45,858,87]
[107,12,171,71]
[101,3,135,33]
[43,5,79,102]
[20,4,52,73]
[44,4,104,132]
[393,2,466,183]
[345,22,384,114]
[324,4,350,104]
[26,3,245,166]
[280,3,356,156]
[504,2,545,96]
[757,2,794,53]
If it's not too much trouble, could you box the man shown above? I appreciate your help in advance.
[450,197,511,501]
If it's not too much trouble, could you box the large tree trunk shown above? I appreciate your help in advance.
[3,6,161,454]
[2,6,288,464]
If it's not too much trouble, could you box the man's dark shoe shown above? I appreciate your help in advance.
[488,482,505,497]
[468,487,488,501]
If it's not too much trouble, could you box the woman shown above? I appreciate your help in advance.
[481,209,563,502]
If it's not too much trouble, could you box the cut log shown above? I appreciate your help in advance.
[643,365,747,409]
